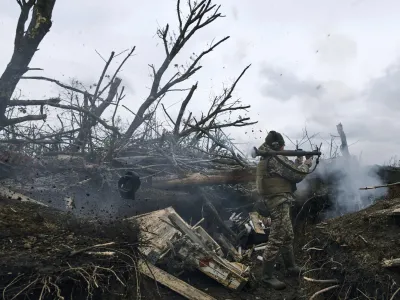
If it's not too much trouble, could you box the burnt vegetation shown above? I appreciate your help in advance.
[0,1,400,300]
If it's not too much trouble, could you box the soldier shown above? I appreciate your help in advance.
[255,130,312,290]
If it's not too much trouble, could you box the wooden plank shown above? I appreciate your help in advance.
[175,244,248,291]
[216,233,242,262]
[249,212,265,234]
[382,258,400,268]
[194,226,223,256]
[138,259,216,300]
[168,213,207,249]
[202,192,238,243]
[126,207,182,261]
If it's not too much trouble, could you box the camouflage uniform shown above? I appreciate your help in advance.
[255,142,310,289]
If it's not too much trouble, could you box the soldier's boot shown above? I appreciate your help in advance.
[281,246,302,277]
[261,260,286,290]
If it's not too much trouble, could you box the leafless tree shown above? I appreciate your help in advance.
[0,0,56,127]
[117,0,233,149]
[1,0,257,170]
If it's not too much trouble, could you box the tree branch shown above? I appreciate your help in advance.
[20,76,90,96]
[174,83,197,136]
[119,0,226,147]
[8,98,61,106]
[3,114,47,126]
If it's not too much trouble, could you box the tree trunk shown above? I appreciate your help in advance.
[72,78,121,151]
[0,0,56,125]
[336,123,350,157]
[150,168,256,190]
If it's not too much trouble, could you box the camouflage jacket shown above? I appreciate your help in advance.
[256,143,310,209]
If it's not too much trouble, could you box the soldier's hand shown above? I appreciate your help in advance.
[304,157,313,167]
[295,156,304,165]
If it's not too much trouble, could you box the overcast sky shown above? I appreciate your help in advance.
[1,0,400,165]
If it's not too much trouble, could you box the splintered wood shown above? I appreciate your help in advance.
[130,207,250,298]
[382,258,400,268]
[126,207,182,263]
[249,211,266,234]
[138,259,216,300]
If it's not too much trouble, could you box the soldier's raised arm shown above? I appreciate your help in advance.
[269,155,312,183]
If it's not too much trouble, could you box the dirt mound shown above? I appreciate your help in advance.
[0,197,140,300]
[298,197,400,299]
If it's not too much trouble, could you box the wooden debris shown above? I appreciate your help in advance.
[382,258,400,268]
[303,276,339,284]
[201,191,238,243]
[254,245,266,252]
[168,213,207,249]
[216,233,242,262]
[126,207,183,263]
[86,251,116,256]
[247,245,255,258]
[249,212,265,234]
[175,241,249,291]
[310,285,339,300]
[360,181,400,190]
[253,242,267,252]
[358,235,368,244]
[192,218,204,229]
[193,226,223,256]
[69,242,116,257]
[132,207,250,291]
[138,259,216,300]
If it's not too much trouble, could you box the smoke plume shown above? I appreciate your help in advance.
[297,155,387,218]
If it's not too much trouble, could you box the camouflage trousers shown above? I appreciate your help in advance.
[258,200,294,262]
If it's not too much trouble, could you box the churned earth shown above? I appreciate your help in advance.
[1,190,399,299]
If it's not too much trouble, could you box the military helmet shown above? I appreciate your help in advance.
[265,130,285,150]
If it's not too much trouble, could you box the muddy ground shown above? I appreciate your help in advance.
[0,198,140,300]
[297,196,400,299]
[1,189,400,299]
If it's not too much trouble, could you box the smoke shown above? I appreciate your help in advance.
[297,155,387,218]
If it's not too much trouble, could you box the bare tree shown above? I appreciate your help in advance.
[336,122,350,157]
[1,0,257,168]
[117,0,230,149]
[0,0,56,127]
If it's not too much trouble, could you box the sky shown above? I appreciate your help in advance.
[1,0,400,165]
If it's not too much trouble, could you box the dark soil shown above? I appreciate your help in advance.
[2,189,400,299]
[0,197,140,300]
[297,197,400,299]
